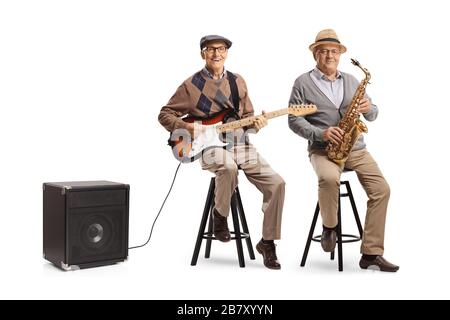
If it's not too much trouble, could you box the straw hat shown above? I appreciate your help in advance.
[309,29,347,53]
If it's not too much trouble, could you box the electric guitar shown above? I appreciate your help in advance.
[168,104,317,163]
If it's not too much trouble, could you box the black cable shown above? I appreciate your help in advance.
[129,162,181,250]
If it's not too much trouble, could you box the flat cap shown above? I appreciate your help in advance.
[200,35,232,49]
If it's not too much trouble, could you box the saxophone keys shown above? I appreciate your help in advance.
[357,120,368,133]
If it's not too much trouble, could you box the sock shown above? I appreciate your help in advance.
[323,225,337,231]
[213,208,223,217]
[362,254,378,261]
[261,238,274,244]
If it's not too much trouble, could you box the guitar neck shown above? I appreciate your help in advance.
[217,108,289,133]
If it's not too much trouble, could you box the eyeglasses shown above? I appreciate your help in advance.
[202,46,227,54]
[317,49,341,56]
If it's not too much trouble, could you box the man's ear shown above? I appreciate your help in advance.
[200,51,206,60]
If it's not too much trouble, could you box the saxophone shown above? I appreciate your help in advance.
[326,59,370,166]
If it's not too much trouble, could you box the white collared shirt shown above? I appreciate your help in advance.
[310,67,344,108]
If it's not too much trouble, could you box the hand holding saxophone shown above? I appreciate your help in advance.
[357,98,371,114]
[323,127,344,145]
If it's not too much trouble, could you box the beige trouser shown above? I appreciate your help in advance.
[200,144,285,240]
[309,148,390,255]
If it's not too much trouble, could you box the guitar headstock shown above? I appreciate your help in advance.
[288,104,317,116]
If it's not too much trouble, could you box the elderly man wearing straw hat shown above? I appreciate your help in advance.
[288,29,399,272]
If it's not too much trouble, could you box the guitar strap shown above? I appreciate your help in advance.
[226,70,251,146]
[227,71,240,119]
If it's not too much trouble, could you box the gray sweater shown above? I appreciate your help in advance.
[288,70,378,151]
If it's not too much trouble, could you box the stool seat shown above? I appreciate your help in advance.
[191,177,255,268]
[300,178,363,271]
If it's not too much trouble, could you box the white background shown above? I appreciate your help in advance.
[1,0,449,300]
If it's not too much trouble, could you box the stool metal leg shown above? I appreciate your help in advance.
[344,181,363,238]
[337,195,343,272]
[231,193,245,267]
[235,187,255,260]
[191,178,215,266]
[204,205,214,259]
[300,202,320,267]
[331,184,343,262]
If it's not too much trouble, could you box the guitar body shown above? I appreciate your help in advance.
[168,110,231,163]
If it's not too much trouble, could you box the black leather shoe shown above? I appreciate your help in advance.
[359,256,399,272]
[256,240,281,270]
[212,209,230,242]
[321,229,337,252]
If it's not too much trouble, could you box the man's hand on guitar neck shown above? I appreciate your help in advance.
[252,111,268,131]
[187,122,205,139]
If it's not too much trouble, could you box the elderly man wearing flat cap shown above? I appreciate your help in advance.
[288,29,399,272]
[159,35,285,270]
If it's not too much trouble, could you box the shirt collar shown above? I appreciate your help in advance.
[202,67,226,79]
[312,67,342,81]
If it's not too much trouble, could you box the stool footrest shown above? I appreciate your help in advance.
[202,231,250,241]
[312,233,361,244]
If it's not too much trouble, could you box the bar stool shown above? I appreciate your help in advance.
[191,177,255,267]
[300,172,364,271]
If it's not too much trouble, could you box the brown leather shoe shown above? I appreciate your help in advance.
[321,229,337,252]
[256,240,281,270]
[212,209,230,242]
[359,256,399,272]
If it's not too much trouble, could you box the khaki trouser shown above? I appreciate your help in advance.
[200,144,285,240]
[309,148,390,255]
